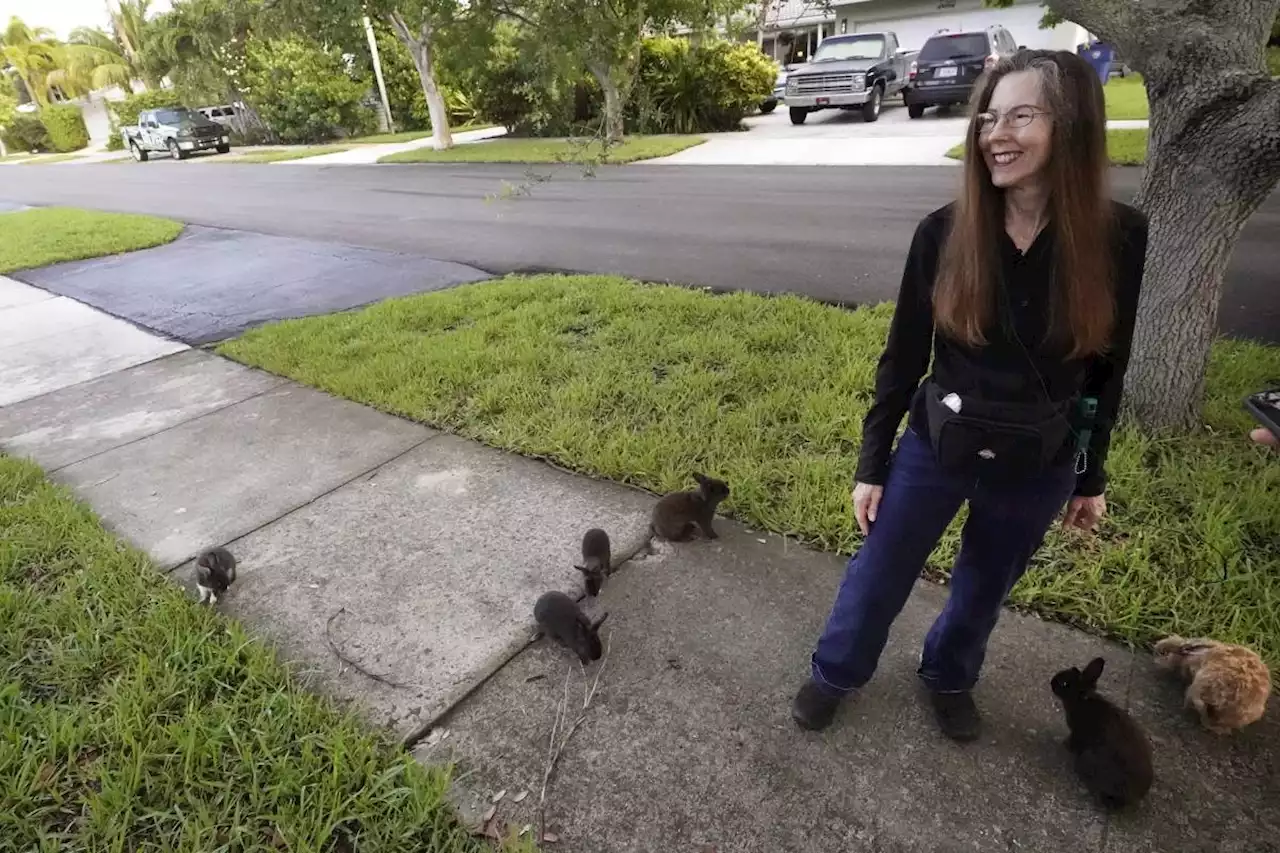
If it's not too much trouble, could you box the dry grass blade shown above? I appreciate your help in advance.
[538,635,611,844]
[324,607,411,688]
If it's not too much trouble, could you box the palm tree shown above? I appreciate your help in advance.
[53,27,137,96]
[106,0,163,88]
[1,17,60,106]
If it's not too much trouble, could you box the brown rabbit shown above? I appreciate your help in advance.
[1153,635,1272,734]
[650,472,730,541]
[575,528,611,597]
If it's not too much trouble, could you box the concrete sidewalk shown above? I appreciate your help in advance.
[1,275,1275,852]
[280,125,509,165]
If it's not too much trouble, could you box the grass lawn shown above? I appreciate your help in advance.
[1104,74,1149,120]
[349,123,497,144]
[0,455,524,852]
[218,274,1280,667]
[946,127,1148,166]
[226,145,351,163]
[378,135,704,165]
[0,207,184,275]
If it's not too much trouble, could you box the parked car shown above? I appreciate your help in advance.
[121,106,232,162]
[783,31,917,125]
[761,67,789,114]
[196,103,242,126]
[904,25,1020,119]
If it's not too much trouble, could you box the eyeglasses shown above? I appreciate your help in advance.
[975,107,1051,134]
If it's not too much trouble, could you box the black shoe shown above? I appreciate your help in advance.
[928,690,982,742]
[792,679,842,731]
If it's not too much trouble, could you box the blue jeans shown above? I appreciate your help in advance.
[811,427,1077,694]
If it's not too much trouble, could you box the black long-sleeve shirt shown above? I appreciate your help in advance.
[854,200,1148,498]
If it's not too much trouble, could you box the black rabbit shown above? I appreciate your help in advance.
[575,528,611,597]
[650,472,730,541]
[195,547,237,606]
[534,591,608,665]
[1050,657,1154,810]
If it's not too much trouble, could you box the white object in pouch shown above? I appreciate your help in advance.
[942,392,962,414]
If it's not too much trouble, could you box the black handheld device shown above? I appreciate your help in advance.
[1244,387,1280,442]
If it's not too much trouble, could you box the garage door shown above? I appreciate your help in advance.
[855,4,1050,53]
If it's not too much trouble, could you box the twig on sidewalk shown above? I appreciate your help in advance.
[324,607,411,689]
[538,636,610,844]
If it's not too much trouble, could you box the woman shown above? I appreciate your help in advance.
[792,49,1148,743]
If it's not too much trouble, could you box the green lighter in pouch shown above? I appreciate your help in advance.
[1076,396,1099,454]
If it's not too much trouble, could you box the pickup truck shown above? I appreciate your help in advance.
[783,32,917,125]
[122,106,232,161]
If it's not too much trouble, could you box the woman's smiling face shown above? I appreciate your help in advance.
[977,69,1054,191]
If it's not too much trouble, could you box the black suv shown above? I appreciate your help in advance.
[904,25,1020,118]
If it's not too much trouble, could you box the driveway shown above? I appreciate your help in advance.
[15,226,491,344]
[651,103,1149,166]
[650,102,969,165]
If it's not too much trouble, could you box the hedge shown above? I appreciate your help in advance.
[41,104,89,152]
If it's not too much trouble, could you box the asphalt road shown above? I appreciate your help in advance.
[2,161,1276,342]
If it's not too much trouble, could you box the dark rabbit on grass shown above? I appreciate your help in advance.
[1050,657,1154,810]
[534,590,608,665]
[195,546,237,606]
[650,473,730,541]
[575,528,611,597]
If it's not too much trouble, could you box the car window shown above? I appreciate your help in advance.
[919,33,989,61]
[812,35,887,61]
[155,108,203,124]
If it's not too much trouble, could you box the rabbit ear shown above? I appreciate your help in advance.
[1081,657,1105,687]
[692,472,707,484]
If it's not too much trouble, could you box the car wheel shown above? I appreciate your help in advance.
[130,142,148,162]
[789,106,809,125]
[167,138,186,160]
[908,103,926,119]
[862,85,883,122]
[216,144,230,154]
[759,99,777,115]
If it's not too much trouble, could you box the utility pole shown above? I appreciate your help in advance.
[363,14,395,133]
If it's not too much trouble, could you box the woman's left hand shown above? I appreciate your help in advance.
[1062,494,1106,532]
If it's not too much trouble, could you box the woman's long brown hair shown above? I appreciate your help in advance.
[933,49,1116,359]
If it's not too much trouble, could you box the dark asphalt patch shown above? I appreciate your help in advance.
[15,225,492,344]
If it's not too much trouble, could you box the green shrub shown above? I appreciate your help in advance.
[1267,46,1280,78]
[471,22,598,136]
[41,104,89,152]
[0,77,17,133]
[630,36,776,134]
[243,35,376,143]
[2,114,50,152]
[106,89,185,150]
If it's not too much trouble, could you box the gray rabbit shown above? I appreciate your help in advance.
[195,547,237,606]
[650,472,730,541]
[534,591,608,665]
[575,528,611,596]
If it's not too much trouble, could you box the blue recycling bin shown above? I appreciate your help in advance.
[1080,41,1114,84]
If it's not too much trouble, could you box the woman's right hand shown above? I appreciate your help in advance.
[851,482,884,537]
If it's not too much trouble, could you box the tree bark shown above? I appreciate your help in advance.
[389,11,453,150]
[587,60,625,144]
[1045,0,1280,431]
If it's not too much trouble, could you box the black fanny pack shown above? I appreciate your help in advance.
[921,379,1075,479]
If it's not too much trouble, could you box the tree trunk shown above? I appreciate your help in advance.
[588,60,624,144]
[1045,0,1280,431]
[389,11,453,150]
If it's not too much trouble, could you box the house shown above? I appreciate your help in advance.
[749,0,838,65]
[824,0,1090,54]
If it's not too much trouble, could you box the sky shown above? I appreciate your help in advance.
[4,0,172,40]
